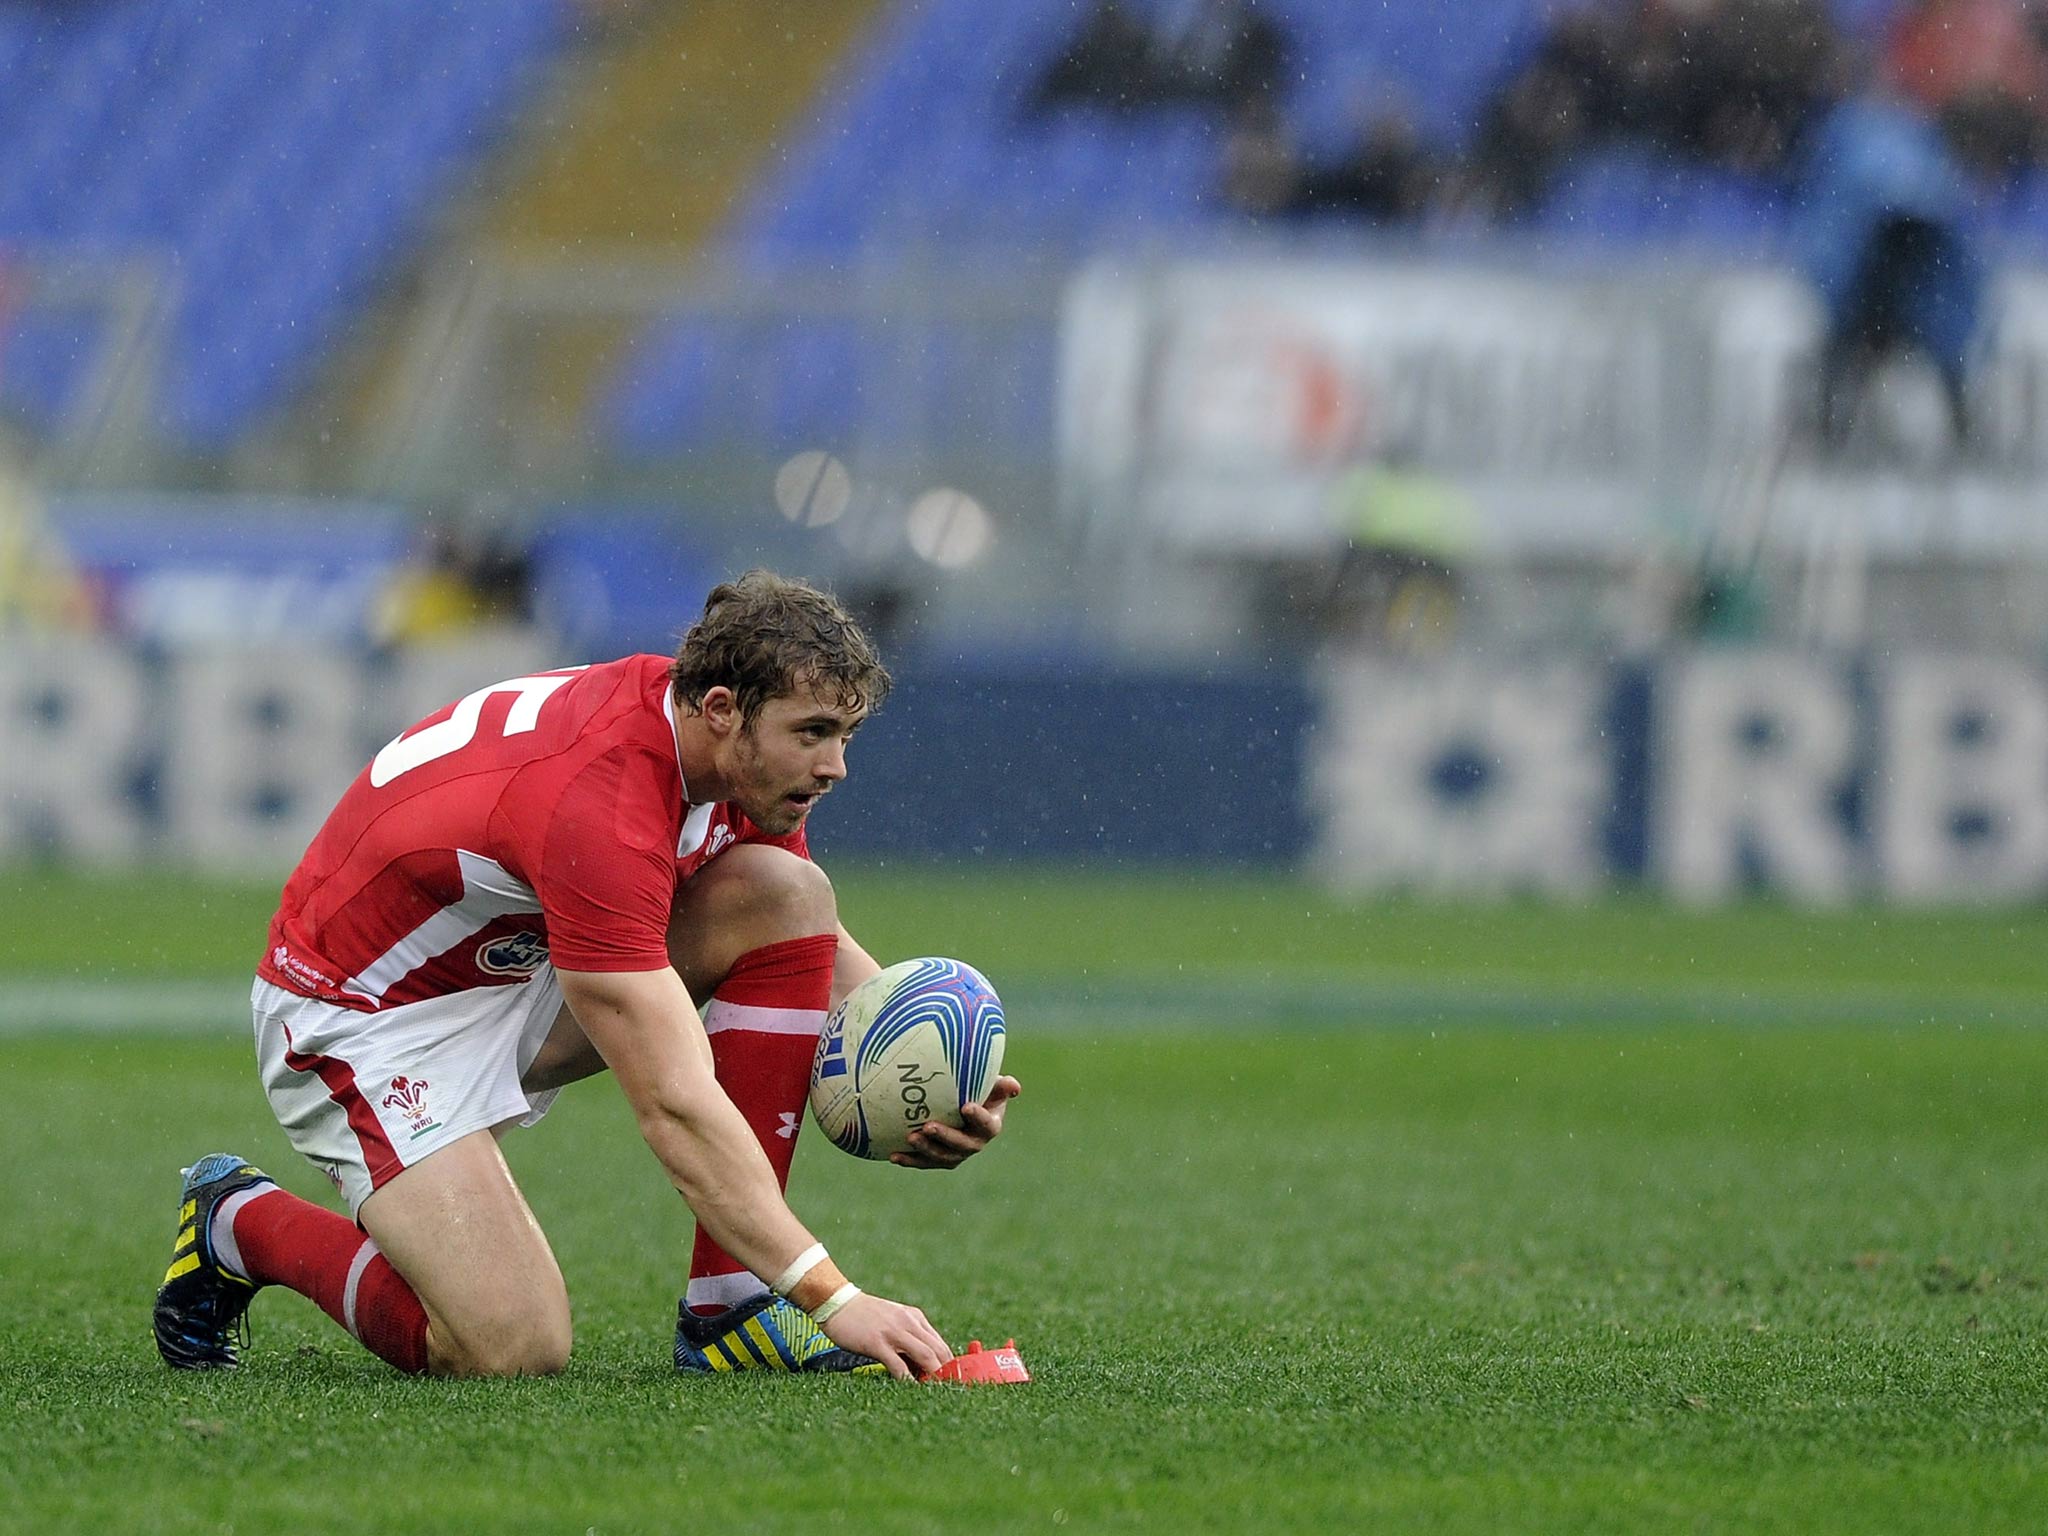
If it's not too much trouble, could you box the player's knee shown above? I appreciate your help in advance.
[684,843,839,939]
[510,1324,572,1377]
[749,845,837,932]
[457,1334,570,1378]
[435,1310,572,1378]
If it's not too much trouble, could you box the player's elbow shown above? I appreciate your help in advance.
[634,1078,727,1159]
[634,1079,758,1202]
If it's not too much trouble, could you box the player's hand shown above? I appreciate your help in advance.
[891,1075,1022,1170]
[818,1292,951,1379]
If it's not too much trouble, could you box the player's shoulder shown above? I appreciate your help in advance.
[526,655,682,822]
[400,655,668,779]
[562,651,670,700]
[547,653,675,745]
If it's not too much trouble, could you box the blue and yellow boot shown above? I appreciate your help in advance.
[152,1154,272,1369]
[674,1291,887,1375]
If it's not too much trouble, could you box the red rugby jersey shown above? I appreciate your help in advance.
[259,654,805,1012]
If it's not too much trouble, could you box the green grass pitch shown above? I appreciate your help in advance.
[3,866,2047,1533]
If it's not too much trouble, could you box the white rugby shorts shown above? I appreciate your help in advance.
[252,972,565,1218]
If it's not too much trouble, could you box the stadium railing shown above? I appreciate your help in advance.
[0,251,170,484]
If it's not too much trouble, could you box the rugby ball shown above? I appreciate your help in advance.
[809,957,1006,1160]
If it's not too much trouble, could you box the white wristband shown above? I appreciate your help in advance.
[808,1282,861,1326]
[770,1243,829,1298]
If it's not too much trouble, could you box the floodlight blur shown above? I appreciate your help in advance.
[773,451,852,527]
[905,488,993,569]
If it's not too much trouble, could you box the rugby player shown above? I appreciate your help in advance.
[153,570,1021,1379]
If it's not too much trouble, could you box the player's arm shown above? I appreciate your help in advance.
[834,923,1023,1172]
[555,963,949,1377]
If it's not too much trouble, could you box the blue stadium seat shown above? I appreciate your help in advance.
[0,309,103,428]
[0,0,567,446]
[527,512,719,658]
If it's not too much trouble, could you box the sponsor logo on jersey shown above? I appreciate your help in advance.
[475,930,549,977]
[270,944,338,991]
[381,1075,442,1140]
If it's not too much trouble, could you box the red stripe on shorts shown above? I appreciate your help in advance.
[282,1025,403,1193]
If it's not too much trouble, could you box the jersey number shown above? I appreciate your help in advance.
[370,670,584,787]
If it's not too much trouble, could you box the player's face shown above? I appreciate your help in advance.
[726,686,866,835]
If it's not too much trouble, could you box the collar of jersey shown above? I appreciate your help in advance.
[660,687,715,857]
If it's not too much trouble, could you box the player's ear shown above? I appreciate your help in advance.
[700,686,740,737]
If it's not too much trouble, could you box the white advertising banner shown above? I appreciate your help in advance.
[1310,658,1610,895]
[8,639,2048,902]
[1061,259,2048,560]
[0,637,554,873]
[1311,650,2048,902]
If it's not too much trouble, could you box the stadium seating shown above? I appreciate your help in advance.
[6,0,2035,456]
[0,0,565,446]
[725,0,2026,264]
[613,0,2048,455]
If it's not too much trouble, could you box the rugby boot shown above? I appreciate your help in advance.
[674,1291,887,1375]
[153,1153,272,1369]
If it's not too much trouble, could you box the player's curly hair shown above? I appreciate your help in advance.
[670,570,891,724]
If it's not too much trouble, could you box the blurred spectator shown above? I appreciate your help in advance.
[1030,0,1164,113]
[840,576,920,658]
[374,518,534,647]
[1221,101,1304,215]
[1148,0,1289,116]
[1466,8,1622,216]
[1224,95,1436,223]
[1884,0,2046,176]
[1675,0,1839,173]
[1031,0,1289,119]
[0,457,92,631]
[1291,95,1437,221]
[1311,440,1478,655]
[1939,82,2042,179]
[1466,0,1841,215]
[1882,0,2048,119]
[1607,3,1691,141]
[1790,94,1988,454]
[0,261,91,630]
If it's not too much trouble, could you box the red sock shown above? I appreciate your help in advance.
[685,932,838,1315]
[218,1187,430,1374]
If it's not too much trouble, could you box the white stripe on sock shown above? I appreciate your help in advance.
[700,1001,823,1037]
[207,1182,277,1281]
[685,1271,770,1313]
[341,1239,380,1340]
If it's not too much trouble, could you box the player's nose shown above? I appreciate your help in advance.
[816,740,848,781]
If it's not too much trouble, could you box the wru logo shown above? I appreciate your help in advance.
[382,1076,442,1140]
[382,1076,429,1113]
